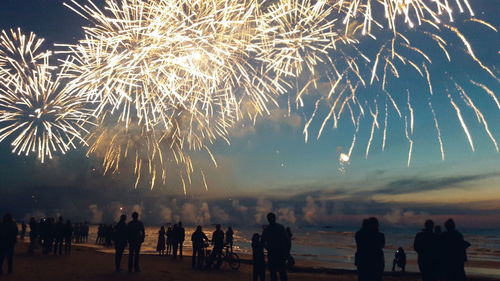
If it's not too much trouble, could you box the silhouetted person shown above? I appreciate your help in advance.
[434,225,444,280]
[42,218,54,255]
[28,217,38,253]
[20,222,26,240]
[74,223,81,243]
[82,221,89,243]
[171,224,179,259]
[285,227,294,267]
[414,220,438,281]
[113,215,128,272]
[96,224,104,244]
[262,212,288,281]
[226,226,234,252]
[177,222,185,258]
[392,247,406,272]
[252,233,266,281]
[53,216,64,255]
[166,226,173,256]
[156,226,166,256]
[105,224,113,246]
[434,225,441,234]
[191,225,208,269]
[355,217,385,281]
[127,212,145,272]
[0,213,18,274]
[211,224,225,268]
[64,220,73,255]
[441,219,470,281]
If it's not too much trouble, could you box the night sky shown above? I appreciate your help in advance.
[0,0,499,228]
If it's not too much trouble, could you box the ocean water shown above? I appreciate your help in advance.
[86,225,500,278]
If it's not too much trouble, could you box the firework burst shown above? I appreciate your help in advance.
[0,29,91,163]
[0,0,497,191]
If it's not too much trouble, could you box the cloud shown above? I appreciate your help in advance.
[212,206,230,223]
[88,204,103,223]
[232,199,249,213]
[180,202,211,225]
[302,195,320,224]
[229,108,302,138]
[3,170,500,229]
[159,205,173,223]
[372,172,500,195]
[254,198,272,224]
[382,208,428,225]
[229,123,257,138]
[277,207,296,225]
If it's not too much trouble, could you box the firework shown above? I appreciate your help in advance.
[0,0,496,191]
[304,0,499,167]
[0,29,91,163]
[61,0,497,182]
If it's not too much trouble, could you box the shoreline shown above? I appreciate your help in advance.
[2,241,498,281]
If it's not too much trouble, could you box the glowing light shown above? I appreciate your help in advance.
[0,29,91,163]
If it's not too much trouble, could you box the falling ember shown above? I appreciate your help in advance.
[339,153,350,163]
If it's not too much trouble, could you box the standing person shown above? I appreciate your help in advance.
[166,226,173,256]
[113,215,128,272]
[0,213,19,274]
[73,223,80,243]
[83,221,90,243]
[285,227,294,267]
[177,222,185,258]
[127,212,145,273]
[96,224,103,244]
[63,220,73,255]
[171,224,179,259]
[43,218,55,255]
[355,217,385,281]
[211,224,225,268]
[414,220,438,281]
[156,226,166,256]
[191,225,208,269]
[262,212,288,281]
[39,218,47,254]
[441,219,470,281]
[20,222,27,240]
[28,217,38,253]
[53,216,64,255]
[434,226,444,281]
[252,233,266,281]
[226,226,234,252]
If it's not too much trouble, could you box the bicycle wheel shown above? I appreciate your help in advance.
[227,253,240,270]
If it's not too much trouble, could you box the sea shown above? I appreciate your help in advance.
[83,225,500,278]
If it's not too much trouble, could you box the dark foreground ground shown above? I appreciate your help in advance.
[1,242,498,281]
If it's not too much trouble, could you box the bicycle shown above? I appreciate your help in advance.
[205,243,240,270]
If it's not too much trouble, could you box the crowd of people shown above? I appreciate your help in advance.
[251,213,293,281]
[413,219,470,281]
[354,217,470,281]
[0,210,472,281]
[26,217,89,255]
[95,224,114,246]
[0,214,92,274]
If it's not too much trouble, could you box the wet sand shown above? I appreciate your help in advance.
[2,242,499,281]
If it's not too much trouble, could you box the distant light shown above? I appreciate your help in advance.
[339,153,350,162]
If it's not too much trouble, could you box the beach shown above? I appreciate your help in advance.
[2,242,499,281]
